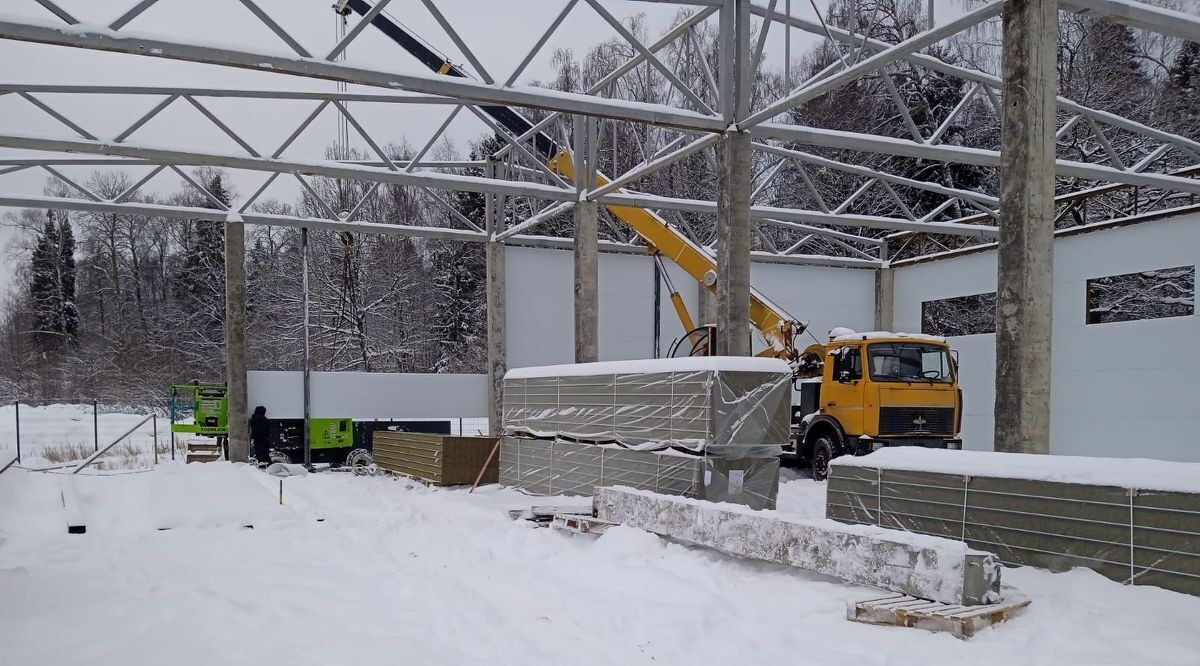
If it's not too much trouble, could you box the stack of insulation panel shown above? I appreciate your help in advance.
[500,357,792,509]
[827,448,1200,596]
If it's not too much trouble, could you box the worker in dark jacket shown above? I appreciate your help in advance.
[250,405,271,465]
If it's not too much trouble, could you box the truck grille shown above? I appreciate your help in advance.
[879,406,955,436]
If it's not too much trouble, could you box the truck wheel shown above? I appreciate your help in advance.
[811,437,835,482]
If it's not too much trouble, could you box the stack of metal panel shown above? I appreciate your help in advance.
[827,448,1200,596]
[503,356,792,457]
[498,437,780,510]
[373,432,498,485]
[499,357,791,509]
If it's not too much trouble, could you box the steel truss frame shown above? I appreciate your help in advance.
[1,0,1198,267]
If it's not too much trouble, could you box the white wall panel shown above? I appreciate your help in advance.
[248,371,486,420]
[893,213,1200,461]
[506,247,878,368]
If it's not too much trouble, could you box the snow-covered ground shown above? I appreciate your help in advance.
[0,403,165,468]
[2,461,1198,665]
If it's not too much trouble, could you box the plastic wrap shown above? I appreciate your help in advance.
[827,450,1200,597]
[502,357,791,459]
[498,437,780,510]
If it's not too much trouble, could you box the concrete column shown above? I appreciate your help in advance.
[716,129,752,356]
[873,267,895,332]
[994,0,1057,455]
[224,213,248,463]
[485,160,506,436]
[573,116,599,364]
[486,240,506,436]
[573,200,599,363]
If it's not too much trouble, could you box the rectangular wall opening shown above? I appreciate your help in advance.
[1086,266,1195,325]
[921,292,997,337]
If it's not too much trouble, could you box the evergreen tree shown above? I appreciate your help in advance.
[1164,41,1200,140]
[28,209,78,350]
[175,171,230,343]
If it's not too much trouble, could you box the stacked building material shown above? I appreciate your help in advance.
[827,448,1200,596]
[498,437,780,510]
[373,432,498,485]
[500,357,792,509]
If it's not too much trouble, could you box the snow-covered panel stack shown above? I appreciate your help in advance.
[502,357,792,459]
[828,448,1200,596]
[597,487,1001,605]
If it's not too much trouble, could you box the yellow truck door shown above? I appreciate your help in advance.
[822,346,866,437]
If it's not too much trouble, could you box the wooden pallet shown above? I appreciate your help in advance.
[847,593,1030,638]
[507,504,594,525]
[551,514,617,535]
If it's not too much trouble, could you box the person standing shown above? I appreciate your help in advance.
[250,405,271,465]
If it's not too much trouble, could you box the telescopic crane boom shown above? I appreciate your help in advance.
[336,0,807,365]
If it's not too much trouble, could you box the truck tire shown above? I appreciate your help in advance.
[812,436,835,482]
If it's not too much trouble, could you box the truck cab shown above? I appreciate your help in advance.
[790,330,963,480]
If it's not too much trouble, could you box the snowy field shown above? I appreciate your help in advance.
[2,463,1199,666]
[0,403,165,468]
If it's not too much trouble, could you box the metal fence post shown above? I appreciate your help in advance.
[14,401,20,464]
[152,413,159,465]
[92,399,99,452]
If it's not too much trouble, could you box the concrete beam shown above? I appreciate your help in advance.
[874,268,894,331]
[595,487,1003,606]
[225,213,249,463]
[994,0,1057,455]
[716,130,752,356]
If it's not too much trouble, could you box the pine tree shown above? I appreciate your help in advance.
[175,171,229,344]
[28,209,78,350]
[1164,41,1200,140]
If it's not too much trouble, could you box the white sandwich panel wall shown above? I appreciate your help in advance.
[893,212,1200,461]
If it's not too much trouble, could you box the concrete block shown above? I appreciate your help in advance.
[597,487,1001,605]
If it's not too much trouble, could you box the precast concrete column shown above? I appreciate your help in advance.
[573,200,599,363]
[715,129,752,356]
[573,116,599,364]
[486,239,506,435]
[874,268,895,332]
[224,212,248,463]
[994,0,1057,455]
[485,160,506,436]
[874,240,894,331]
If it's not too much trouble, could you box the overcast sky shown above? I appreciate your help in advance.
[0,0,981,293]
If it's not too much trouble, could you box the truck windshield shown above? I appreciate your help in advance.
[867,342,954,383]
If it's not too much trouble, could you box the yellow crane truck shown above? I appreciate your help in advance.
[340,1,964,479]
[791,330,963,480]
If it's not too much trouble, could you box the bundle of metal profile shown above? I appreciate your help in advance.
[826,448,1200,596]
[501,356,793,458]
[498,436,781,510]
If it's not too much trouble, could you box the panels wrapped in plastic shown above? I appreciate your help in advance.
[498,437,780,510]
[827,448,1200,596]
[502,357,792,459]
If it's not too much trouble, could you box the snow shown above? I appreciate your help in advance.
[831,330,948,343]
[834,447,1200,494]
[506,356,792,379]
[0,403,164,468]
[2,461,1199,665]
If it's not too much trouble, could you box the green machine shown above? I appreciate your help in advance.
[169,383,229,437]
